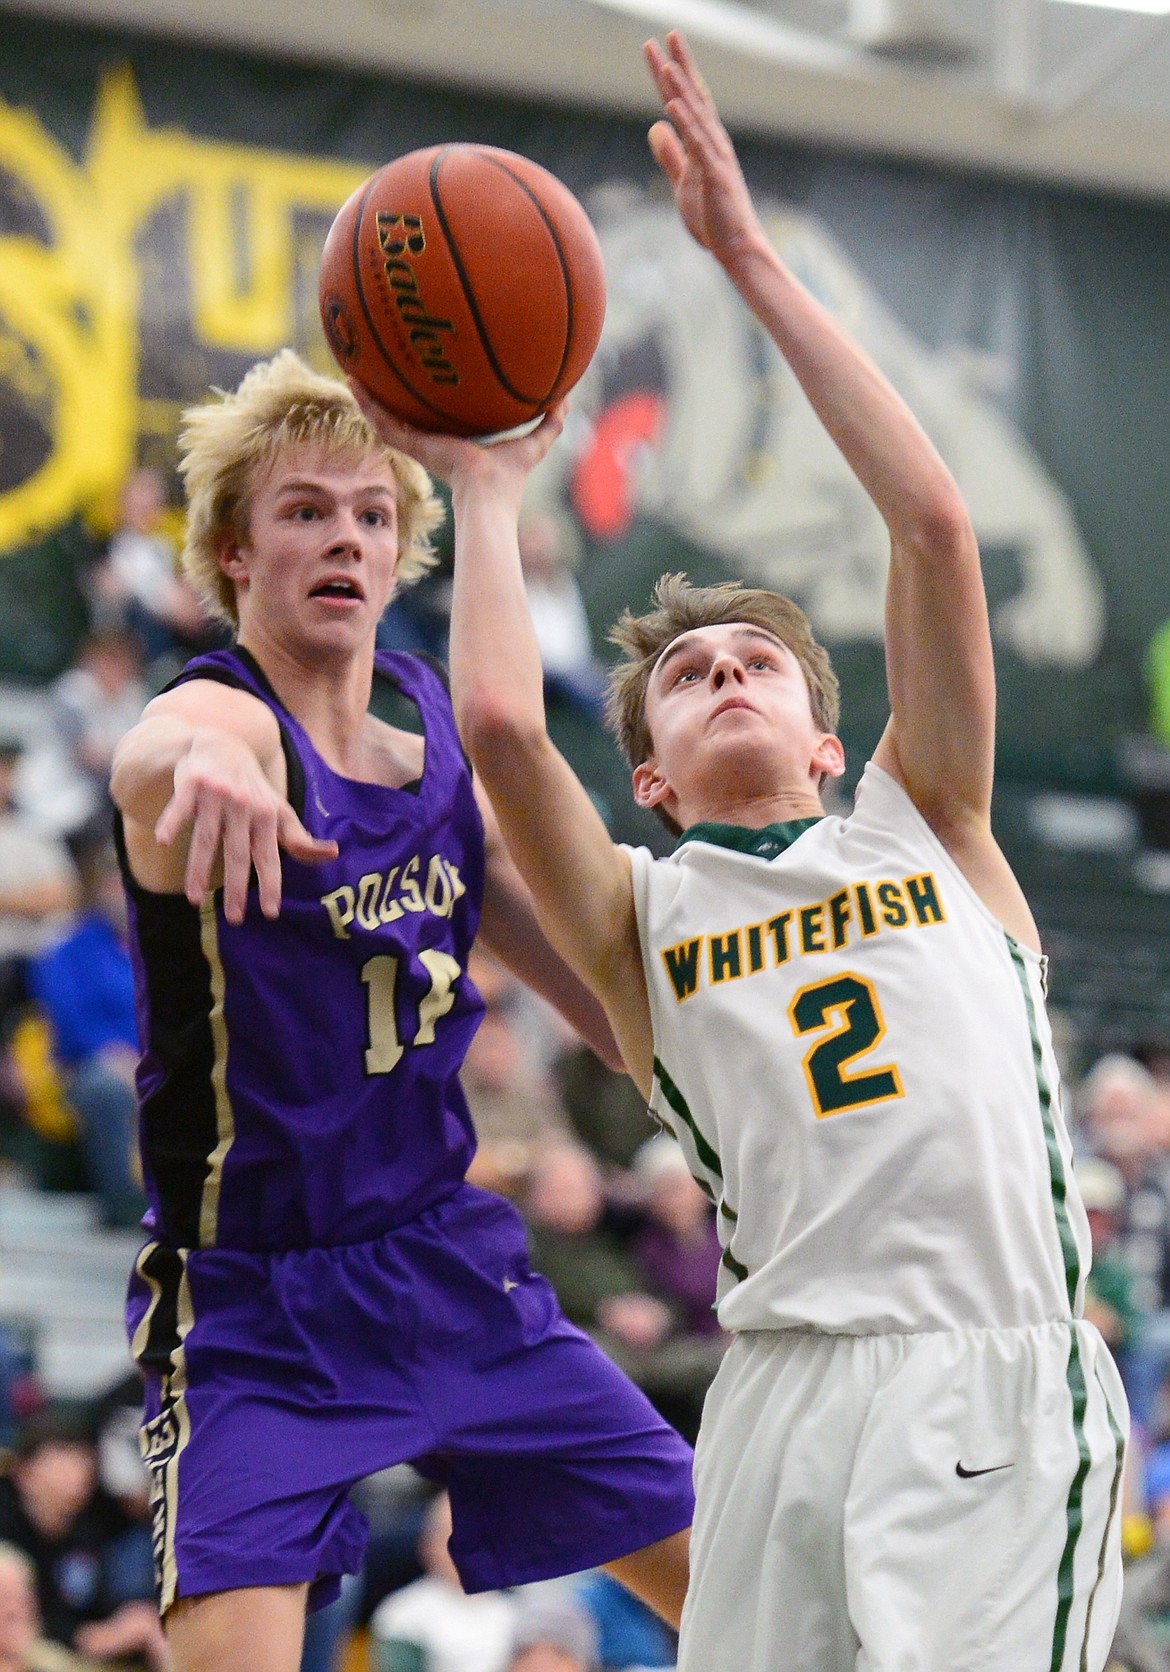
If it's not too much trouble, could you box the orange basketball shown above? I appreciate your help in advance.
[318,144,607,437]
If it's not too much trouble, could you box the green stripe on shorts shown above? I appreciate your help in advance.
[1078,1365,1126,1672]
[1052,1326,1091,1672]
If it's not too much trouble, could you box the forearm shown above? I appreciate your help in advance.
[479,861,626,1074]
[448,469,549,766]
[723,236,968,552]
[110,714,207,827]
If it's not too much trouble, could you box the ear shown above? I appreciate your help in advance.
[632,759,674,812]
[812,732,846,782]
[216,535,248,585]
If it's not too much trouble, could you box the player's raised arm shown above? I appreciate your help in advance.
[348,385,655,1089]
[111,679,337,924]
[473,778,626,1074]
[644,32,992,842]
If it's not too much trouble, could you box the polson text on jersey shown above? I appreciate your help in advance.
[661,871,945,1002]
[320,851,467,940]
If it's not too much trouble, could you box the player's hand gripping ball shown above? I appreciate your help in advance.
[319,144,607,437]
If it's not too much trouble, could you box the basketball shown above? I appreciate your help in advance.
[318,144,607,437]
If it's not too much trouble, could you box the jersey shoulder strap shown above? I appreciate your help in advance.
[163,646,306,817]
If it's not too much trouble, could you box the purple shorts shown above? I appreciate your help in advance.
[127,1184,695,1612]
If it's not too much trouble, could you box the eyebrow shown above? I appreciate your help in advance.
[274,478,396,500]
[652,626,788,682]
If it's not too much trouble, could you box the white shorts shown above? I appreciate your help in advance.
[678,1319,1127,1672]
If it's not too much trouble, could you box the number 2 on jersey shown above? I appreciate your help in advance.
[788,972,904,1118]
[361,951,461,1074]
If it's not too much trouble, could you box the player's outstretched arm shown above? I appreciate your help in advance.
[347,386,655,1091]
[645,32,994,842]
[111,681,338,923]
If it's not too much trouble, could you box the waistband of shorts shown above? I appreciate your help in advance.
[146,1179,470,1259]
[731,1315,1083,1343]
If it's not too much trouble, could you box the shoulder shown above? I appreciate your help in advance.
[163,646,265,697]
[375,647,450,692]
[142,662,283,751]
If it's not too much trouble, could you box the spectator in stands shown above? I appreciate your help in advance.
[88,468,212,680]
[1081,1054,1170,1424]
[0,1539,101,1672]
[27,837,144,1229]
[553,1043,659,1172]
[0,1412,165,1669]
[517,510,604,719]
[0,744,77,1036]
[1111,1540,1170,1672]
[629,1136,723,1343]
[1076,1156,1143,1365]
[522,1140,675,1374]
[1081,1056,1170,1313]
[611,1137,726,1443]
[505,1594,601,1672]
[370,1492,516,1672]
[462,953,571,1199]
[521,1138,718,1441]
[26,632,148,839]
[89,1378,153,1623]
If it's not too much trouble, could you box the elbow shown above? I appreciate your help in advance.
[457,687,549,779]
[108,743,135,816]
[904,489,976,564]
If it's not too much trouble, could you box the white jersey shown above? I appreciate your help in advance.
[625,761,1089,1336]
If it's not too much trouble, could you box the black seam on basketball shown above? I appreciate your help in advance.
[478,153,577,405]
[348,171,468,428]
[430,148,563,409]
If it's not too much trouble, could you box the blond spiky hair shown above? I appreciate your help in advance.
[178,349,445,629]
[606,575,840,829]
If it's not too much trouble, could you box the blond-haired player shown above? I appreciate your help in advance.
[109,349,696,1672]
[352,30,1129,1672]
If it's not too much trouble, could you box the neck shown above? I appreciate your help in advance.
[236,627,376,768]
[676,783,825,832]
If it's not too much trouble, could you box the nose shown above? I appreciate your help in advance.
[710,651,746,690]
[327,511,365,558]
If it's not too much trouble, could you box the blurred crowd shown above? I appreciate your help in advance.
[6,466,1170,1668]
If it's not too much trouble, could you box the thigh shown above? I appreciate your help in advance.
[846,1320,1129,1672]
[166,1583,308,1672]
[129,1239,418,1613]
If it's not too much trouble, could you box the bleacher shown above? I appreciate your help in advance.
[0,1184,137,1400]
[996,783,1170,1059]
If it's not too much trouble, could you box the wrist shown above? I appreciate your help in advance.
[716,226,779,286]
[449,457,525,521]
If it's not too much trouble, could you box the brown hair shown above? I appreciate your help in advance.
[605,572,840,774]
[178,349,444,629]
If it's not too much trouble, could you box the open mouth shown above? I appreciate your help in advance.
[310,577,364,602]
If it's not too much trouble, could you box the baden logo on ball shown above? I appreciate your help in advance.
[319,143,607,438]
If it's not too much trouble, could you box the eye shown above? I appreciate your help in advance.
[673,666,700,686]
[289,503,320,522]
[360,507,392,527]
[748,654,774,671]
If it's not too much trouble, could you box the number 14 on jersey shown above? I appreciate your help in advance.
[361,951,461,1074]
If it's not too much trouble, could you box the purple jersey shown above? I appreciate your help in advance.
[117,647,485,1252]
